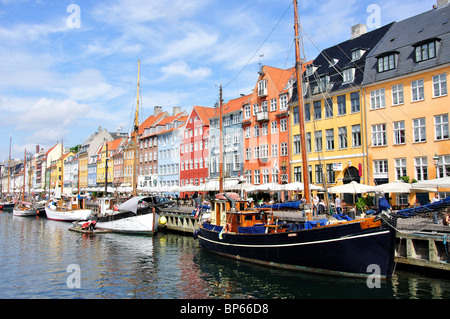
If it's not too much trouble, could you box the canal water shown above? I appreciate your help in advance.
[1,211,450,300]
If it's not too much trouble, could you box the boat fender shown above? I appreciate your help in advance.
[224,223,231,233]
[159,216,167,226]
[193,229,199,239]
[113,204,119,211]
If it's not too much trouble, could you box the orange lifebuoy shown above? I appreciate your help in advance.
[224,223,231,233]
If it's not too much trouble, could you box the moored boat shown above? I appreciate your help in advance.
[45,196,92,222]
[95,196,168,235]
[13,202,37,217]
[196,194,396,279]
[0,202,15,212]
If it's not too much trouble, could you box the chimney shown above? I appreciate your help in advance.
[154,106,162,116]
[172,106,181,116]
[36,145,40,154]
[437,0,450,8]
[351,24,367,39]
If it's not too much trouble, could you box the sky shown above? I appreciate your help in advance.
[0,0,437,160]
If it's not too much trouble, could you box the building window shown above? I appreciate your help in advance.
[411,79,424,102]
[270,98,277,112]
[245,126,251,138]
[326,163,335,184]
[315,164,323,184]
[262,122,268,136]
[352,124,361,147]
[395,158,407,180]
[350,92,360,113]
[392,84,404,105]
[280,118,287,132]
[337,95,346,115]
[433,73,447,97]
[343,68,355,83]
[304,103,311,122]
[325,98,333,118]
[293,106,299,124]
[413,117,426,143]
[373,159,388,177]
[435,114,449,140]
[254,125,259,137]
[377,54,396,72]
[254,169,260,184]
[306,132,311,152]
[272,168,279,184]
[245,148,252,160]
[372,124,387,146]
[370,88,385,109]
[280,94,288,110]
[258,80,268,96]
[437,155,450,178]
[326,129,334,150]
[293,135,301,154]
[294,166,302,182]
[244,104,251,119]
[281,143,288,156]
[314,130,322,152]
[271,120,278,133]
[393,121,405,145]
[262,169,269,183]
[271,144,278,157]
[338,126,347,149]
[414,40,437,62]
[313,100,321,120]
[414,157,428,181]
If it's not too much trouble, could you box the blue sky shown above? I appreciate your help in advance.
[0,0,436,160]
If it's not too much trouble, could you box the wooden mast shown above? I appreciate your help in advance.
[219,84,224,194]
[22,148,26,202]
[293,0,310,202]
[132,59,140,197]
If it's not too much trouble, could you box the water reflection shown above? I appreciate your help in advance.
[1,212,450,299]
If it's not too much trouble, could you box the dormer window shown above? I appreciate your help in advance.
[414,39,439,62]
[342,68,355,83]
[377,53,397,73]
[351,49,366,61]
[306,64,318,76]
[329,58,338,68]
[318,75,330,92]
[258,80,268,97]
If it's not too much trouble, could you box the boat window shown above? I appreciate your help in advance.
[255,214,263,221]
[244,215,253,221]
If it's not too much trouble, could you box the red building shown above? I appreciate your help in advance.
[180,106,216,198]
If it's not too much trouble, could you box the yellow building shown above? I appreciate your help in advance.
[291,23,393,204]
[362,5,450,204]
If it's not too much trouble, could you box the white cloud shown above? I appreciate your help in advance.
[160,61,211,80]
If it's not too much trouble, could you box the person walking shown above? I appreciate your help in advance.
[335,195,342,214]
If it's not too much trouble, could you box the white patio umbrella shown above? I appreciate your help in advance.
[412,177,450,189]
[328,181,378,194]
[282,182,325,192]
[376,181,413,193]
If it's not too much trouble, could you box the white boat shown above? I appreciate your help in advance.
[95,196,169,235]
[45,197,92,222]
[13,202,38,217]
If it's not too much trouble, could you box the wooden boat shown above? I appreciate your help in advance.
[95,196,168,235]
[13,202,37,217]
[195,194,396,279]
[69,220,111,235]
[195,0,396,279]
[45,196,92,221]
[0,202,15,212]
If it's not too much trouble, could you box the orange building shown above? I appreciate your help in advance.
[243,65,296,198]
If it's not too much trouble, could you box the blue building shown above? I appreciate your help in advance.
[209,94,250,183]
[157,113,187,196]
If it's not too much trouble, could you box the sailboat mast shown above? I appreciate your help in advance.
[132,59,140,197]
[219,84,224,194]
[293,0,310,202]
[60,140,64,196]
[22,148,26,202]
[7,135,11,196]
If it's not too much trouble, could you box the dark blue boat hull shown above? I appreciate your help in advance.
[197,221,396,279]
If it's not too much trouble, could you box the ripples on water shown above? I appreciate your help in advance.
[1,212,450,299]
